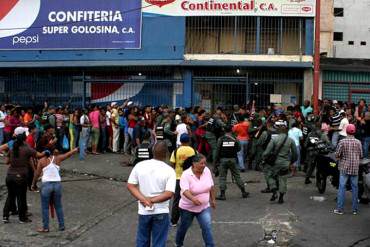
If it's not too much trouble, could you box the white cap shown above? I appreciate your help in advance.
[127,101,133,106]
[14,127,29,137]
[111,102,117,107]
[339,109,345,114]
[175,115,181,121]
[333,100,338,104]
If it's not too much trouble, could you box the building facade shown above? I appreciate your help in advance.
[320,0,370,103]
[0,0,316,110]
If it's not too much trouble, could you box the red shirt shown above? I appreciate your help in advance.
[26,134,36,149]
[232,121,250,141]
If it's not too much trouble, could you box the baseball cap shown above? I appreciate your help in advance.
[274,120,288,129]
[180,133,190,143]
[14,127,29,137]
[111,102,117,107]
[346,124,356,135]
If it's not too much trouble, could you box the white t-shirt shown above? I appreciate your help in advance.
[106,111,111,126]
[0,111,6,128]
[80,115,89,126]
[339,117,349,137]
[288,127,303,146]
[128,159,176,215]
[176,123,188,146]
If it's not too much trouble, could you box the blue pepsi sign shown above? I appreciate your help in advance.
[0,0,142,50]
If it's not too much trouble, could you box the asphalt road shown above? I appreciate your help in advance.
[0,154,369,247]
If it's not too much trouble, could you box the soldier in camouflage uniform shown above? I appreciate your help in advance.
[262,120,298,204]
[215,125,249,200]
[204,113,225,163]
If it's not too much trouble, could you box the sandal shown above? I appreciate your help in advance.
[37,228,50,233]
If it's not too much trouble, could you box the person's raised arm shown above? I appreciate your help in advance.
[35,151,46,159]
[0,143,9,153]
[56,148,78,164]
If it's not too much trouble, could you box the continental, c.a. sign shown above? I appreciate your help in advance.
[143,0,315,16]
[0,0,142,50]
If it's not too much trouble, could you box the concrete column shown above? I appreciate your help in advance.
[319,71,323,99]
[303,68,314,102]
[256,17,261,54]
[305,18,314,55]
[183,70,192,107]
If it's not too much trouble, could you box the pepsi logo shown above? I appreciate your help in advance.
[145,0,176,8]
[0,0,41,38]
[302,6,312,12]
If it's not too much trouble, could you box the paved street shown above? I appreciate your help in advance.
[0,154,369,247]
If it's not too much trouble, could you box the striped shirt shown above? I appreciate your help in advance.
[335,136,363,175]
[330,112,342,128]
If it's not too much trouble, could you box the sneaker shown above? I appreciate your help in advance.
[353,211,358,215]
[333,209,344,215]
[19,218,32,224]
[59,226,65,231]
[3,217,9,223]
[171,223,177,227]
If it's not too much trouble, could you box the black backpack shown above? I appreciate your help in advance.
[174,146,197,171]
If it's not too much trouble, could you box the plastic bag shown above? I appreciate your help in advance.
[62,135,69,150]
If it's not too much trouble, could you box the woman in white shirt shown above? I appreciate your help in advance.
[32,148,78,233]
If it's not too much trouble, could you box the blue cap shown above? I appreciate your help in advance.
[180,133,190,143]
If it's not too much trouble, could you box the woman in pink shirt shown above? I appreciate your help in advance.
[89,106,101,155]
[176,154,215,247]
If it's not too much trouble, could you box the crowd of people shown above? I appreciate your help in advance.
[1,98,369,246]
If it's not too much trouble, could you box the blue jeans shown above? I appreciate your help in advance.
[137,213,170,247]
[293,145,301,168]
[237,140,248,170]
[363,136,370,159]
[41,182,64,230]
[79,128,90,160]
[332,131,339,147]
[176,207,214,247]
[337,173,358,212]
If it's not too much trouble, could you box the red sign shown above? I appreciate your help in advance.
[0,0,19,21]
[302,6,312,12]
[145,0,175,8]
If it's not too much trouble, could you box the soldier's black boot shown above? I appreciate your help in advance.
[270,189,278,202]
[278,193,285,204]
[305,178,312,184]
[241,188,249,198]
[216,190,226,200]
[261,186,272,193]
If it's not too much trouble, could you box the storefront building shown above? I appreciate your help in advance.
[0,0,315,110]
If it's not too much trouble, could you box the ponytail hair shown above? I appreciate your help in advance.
[13,133,26,158]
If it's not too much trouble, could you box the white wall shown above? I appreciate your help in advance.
[333,0,370,59]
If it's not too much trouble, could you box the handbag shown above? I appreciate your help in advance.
[62,135,70,150]
[264,134,288,166]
